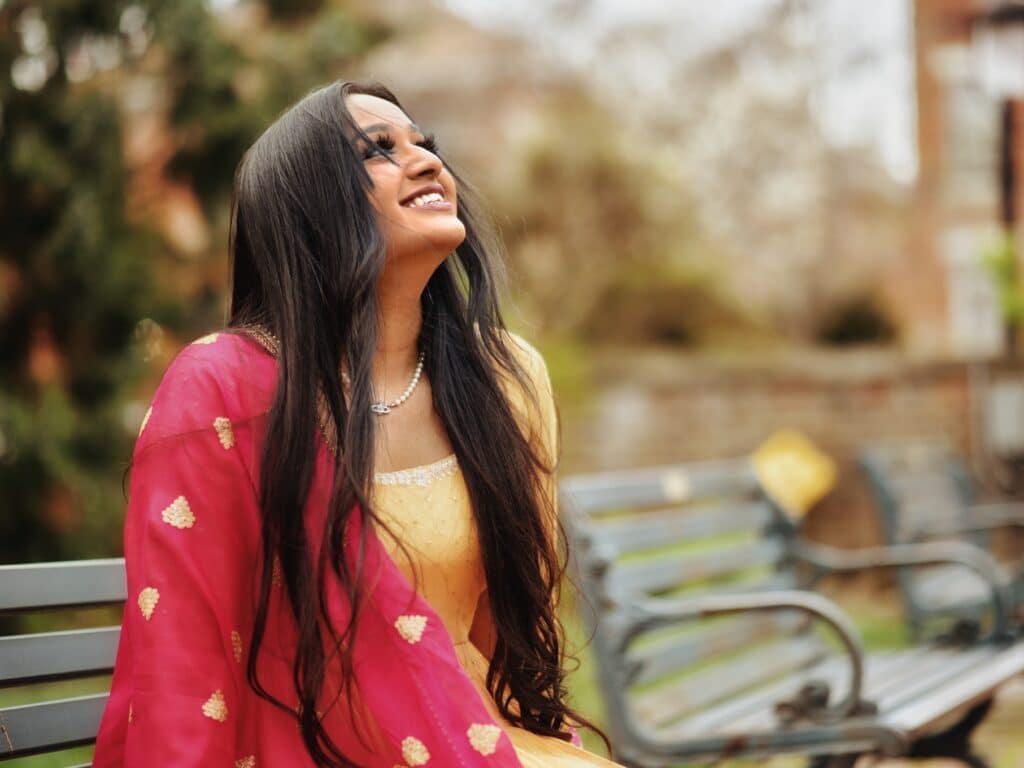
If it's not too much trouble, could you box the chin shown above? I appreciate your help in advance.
[389,227,466,266]
[423,221,467,252]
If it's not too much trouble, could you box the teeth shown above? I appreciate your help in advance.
[406,192,444,208]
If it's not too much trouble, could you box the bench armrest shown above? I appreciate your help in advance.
[792,540,1013,640]
[906,502,1024,540]
[608,589,868,750]
[960,501,1024,531]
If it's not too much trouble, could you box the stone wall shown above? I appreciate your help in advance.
[557,346,1024,548]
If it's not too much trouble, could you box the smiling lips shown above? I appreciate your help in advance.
[400,184,453,211]
[404,191,450,210]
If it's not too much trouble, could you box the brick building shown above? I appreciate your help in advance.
[899,0,1024,357]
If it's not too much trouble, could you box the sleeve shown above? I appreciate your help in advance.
[532,348,564,613]
[509,333,560,548]
[120,349,258,764]
[470,335,562,658]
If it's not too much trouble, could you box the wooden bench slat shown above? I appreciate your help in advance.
[609,539,785,597]
[585,500,774,557]
[873,645,1002,714]
[891,471,963,500]
[560,459,758,517]
[662,654,849,739]
[630,636,827,727]
[706,647,1010,740]
[887,643,1024,736]
[0,560,126,612]
[0,626,121,686]
[627,606,806,686]
[683,647,946,738]
[0,693,108,757]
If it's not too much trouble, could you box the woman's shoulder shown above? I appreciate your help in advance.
[135,330,276,453]
[496,329,557,453]
[499,330,551,390]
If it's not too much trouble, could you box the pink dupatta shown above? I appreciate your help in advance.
[92,329,566,766]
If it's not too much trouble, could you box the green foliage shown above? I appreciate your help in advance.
[0,0,390,562]
[982,232,1024,324]
[1,3,158,561]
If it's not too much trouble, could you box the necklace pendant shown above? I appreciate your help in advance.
[370,403,392,415]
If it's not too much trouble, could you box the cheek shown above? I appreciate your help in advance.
[365,167,400,206]
[442,172,458,201]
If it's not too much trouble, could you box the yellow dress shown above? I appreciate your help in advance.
[370,337,623,767]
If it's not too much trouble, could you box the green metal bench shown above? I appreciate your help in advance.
[0,558,125,764]
[860,441,1024,640]
[560,458,1024,768]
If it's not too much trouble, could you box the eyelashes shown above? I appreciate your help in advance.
[362,132,440,160]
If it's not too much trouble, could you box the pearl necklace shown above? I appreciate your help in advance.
[370,350,424,414]
[236,324,425,415]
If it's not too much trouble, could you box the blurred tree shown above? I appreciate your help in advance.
[0,1,159,562]
[489,93,735,339]
[0,0,389,562]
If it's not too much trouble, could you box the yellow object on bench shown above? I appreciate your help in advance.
[753,429,837,518]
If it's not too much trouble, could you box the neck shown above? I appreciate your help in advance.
[372,267,426,399]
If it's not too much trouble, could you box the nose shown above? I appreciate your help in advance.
[405,143,443,179]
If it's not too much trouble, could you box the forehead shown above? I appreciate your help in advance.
[345,94,412,131]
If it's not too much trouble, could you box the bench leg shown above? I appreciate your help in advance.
[906,696,993,768]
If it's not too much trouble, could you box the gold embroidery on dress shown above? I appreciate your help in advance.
[128,701,133,723]
[401,736,430,765]
[394,614,427,644]
[374,455,458,487]
[139,406,152,437]
[466,723,501,755]
[161,496,195,529]
[138,587,159,620]
[202,689,228,722]
[235,757,255,768]
[231,630,243,662]
[194,332,220,345]
[214,416,235,449]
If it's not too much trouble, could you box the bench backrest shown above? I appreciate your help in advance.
[859,441,982,547]
[0,558,125,761]
[559,459,825,752]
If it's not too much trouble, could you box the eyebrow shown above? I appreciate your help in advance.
[361,122,422,135]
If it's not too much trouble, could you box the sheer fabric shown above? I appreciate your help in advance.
[93,329,622,766]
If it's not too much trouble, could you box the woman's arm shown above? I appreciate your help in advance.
[97,346,259,765]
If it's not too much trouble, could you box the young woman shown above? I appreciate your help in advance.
[93,80,623,766]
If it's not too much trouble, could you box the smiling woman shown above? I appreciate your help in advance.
[91,80,623,767]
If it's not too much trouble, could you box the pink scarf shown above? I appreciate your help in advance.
[93,330,574,766]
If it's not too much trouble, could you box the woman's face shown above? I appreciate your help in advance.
[345,94,466,263]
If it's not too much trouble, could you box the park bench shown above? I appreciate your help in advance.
[0,558,125,764]
[860,441,1024,640]
[560,458,1024,768]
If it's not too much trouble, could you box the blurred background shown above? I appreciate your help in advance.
[2,0,1024,765]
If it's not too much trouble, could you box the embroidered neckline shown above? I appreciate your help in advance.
[374,453,459,486]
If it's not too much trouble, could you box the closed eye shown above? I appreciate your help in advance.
[362,132,440,160]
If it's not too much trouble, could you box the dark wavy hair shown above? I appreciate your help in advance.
[224,80,610,766]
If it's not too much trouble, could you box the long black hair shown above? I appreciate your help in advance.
[225,80,610,765]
